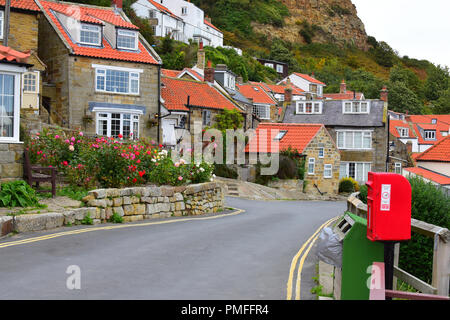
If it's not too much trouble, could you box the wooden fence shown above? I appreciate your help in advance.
[347,192,450,296]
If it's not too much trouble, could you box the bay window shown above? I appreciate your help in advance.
[94,65,142,95]
[96,112,140,139]
[336,130,372,149]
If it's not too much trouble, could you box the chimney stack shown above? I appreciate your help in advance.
[197,41,205,71]
[237,76,243,84]
[340,79,347,94]
[284,79,293,103]
[380,85,388,102]
[204,60,215,83]
[112,0,122,9]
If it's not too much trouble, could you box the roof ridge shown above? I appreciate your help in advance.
[41,0,117,11]
[162,75,207,84]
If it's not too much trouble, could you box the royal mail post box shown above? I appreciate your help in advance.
[366,172,411,241]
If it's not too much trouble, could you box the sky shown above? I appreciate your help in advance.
[352,0,450,68]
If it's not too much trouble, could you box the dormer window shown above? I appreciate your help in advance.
[431,118,437,124]
[117,29,138,51]
[296,101,322,114]
[398,127,409,138]
[274,130,287,141]
[424,130,436,140]
[80,23,101,46]
[342,101,370,114]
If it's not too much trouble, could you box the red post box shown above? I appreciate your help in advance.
[366,172,411,241]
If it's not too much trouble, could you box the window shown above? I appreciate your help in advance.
[336,131,372,149]
[309,84,317,93]
[264,63,274,69]
[339,162,371,183]
[94,65,141,95]
[165,27,172,36]
[117,29,138,50]
[23,73,37,93]
[398,127,409,138]
[274,130,287,141]
[342,101,370,114]
[202,110,211,126]
[0,73,20,142]
[96,112,140,139]
[324,164,332,178]
[431,119,437,124]
[149,10,157,18]
[296,101,322,114]
[0,11,3,39]
[318,147,324,158]
[181,7,187,15]
[80,24,101,46]
[394,162,402,174]
[308,158,315,175]
[276,64,284,73]
[424,130,436,140]
[253,104,270,119]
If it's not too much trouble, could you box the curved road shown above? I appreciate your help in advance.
[0,197,345,300]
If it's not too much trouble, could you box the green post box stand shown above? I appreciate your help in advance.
[337,212,385,300]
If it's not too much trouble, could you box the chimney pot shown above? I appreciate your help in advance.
[380,85,389,102]
[112,0,122,9]
[340,79,347,94]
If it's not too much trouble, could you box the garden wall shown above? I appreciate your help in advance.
[0,143,24,181]
[83,182,224,222]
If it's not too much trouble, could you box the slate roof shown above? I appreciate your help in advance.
[283,100,386,127]
[40,0,160,65]
[245,123,324,153]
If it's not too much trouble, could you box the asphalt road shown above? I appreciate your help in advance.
[0,197,346,300]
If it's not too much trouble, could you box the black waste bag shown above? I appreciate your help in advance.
[316,227,342,268]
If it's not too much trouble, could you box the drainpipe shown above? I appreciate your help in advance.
[3,0,10,46]
[386,113,390,172]
[157,64,161,144]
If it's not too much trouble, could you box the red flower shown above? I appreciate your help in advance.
[138,171,145,177]
[133,178,137,183]
[118,134,123,139]
[136,159,141,164]
[158,144,163,148]
[63,161,68,166]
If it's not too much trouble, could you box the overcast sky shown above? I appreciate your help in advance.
[352,0,450,68]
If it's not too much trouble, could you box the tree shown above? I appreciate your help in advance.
[431,88,450,114]
[270,39,298,70]
[388,82,423,114]
[371,41,397,68]
[424,65,449,101]
[212,109,244,131]
[389,65,424,100]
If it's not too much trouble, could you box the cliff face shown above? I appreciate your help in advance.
[252,0,368,50]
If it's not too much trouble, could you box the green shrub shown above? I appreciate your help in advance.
[81,213,94,225]
[277,156,298,179]
[109,212,124,224]
[399,176,450,282]
[338,177,359,193]
[358,184,368,204]
[0,180,41,208]
[214,164,238,179]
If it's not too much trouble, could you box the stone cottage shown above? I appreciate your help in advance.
[283,96,388,184]
[36,0,162,140]
[245,123,341,194]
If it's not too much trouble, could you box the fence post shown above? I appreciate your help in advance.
[393,243,400,290]
[432,232,450,296]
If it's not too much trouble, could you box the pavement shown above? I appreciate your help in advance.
[0,197,346,300]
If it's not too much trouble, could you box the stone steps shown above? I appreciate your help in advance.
[227,183,239,196]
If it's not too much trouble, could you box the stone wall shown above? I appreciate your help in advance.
[0,143,24,181]
[82,182,224,222]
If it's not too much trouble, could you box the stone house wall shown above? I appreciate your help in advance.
[303,127,341,194]
[0,143,24,181]
[82,182,224,223]
[38,15,159,141]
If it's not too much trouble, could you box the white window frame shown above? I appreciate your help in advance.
[339,162,371,183]
[342,101,370,114]
[264,63,274,69]
[0,11,4,39]
[318,147,324,158]
[424,130,436,140]
[394,162,402,174]
[95,110,141,139]
[93,64,143,95]
[398,127,409,138]
[22,71,39,93]
[253,104,270,120]
[336,130,372,150]
[0,70,23,143]
[116,29,138,51]
[181,6,188,15]
[79,23,102,46]
[274,130,287,141]
[276,64,284,73]
[308,158,315,175]
[202,110,211,126]
[296,101,323,114]
[324,164,332,178]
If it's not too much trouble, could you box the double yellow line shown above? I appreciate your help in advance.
[286,216,340,300]
[0,209,245,249]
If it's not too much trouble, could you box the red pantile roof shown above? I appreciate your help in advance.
[404,167,450,185]
[389,119,415,138]
[204,18,221,32]
[323,92,364,100]
[236,83,277,105]
[40,1,159,65]
[293,73,326,86]
[415,136,450,162]
[162,68,181,77]
[253,82,304,96]
[0,0,40,11]
[179,68,204,81]
[148,0,181,20]
[0,45,30,63]
[161,76,242,112]
[245,123,324,153]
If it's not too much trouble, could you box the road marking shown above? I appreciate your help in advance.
[286,216,340,300]
[0,208,245,249]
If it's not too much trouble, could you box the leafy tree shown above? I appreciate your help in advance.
[431,88,450,114]
[371,41,398,68]
[212,109,244,131]
[389,65,424,100]
[424,65,449,101]
[270,39,298,70]
[388,81,423,114]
